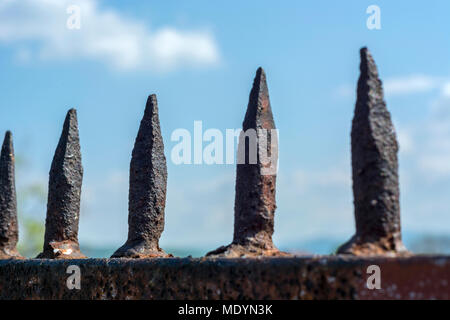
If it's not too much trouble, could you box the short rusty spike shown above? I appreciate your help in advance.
[207,67,288,257]
[112,94,171,258]
[0,131,22,259]
[337,48,408,256]
[37,109,85,259]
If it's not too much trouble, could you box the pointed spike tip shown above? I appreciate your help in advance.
[62,109,78,130]
[359,47,379,77]
[66,108,77,119]
[4,130,12,140]
[254,67,266,84]
[144,94,158,114]
[359,47,370,62]
[2,131,13,155]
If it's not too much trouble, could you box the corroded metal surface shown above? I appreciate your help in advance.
[0,256,447,299]
[207,68,287,258]
[0,131,22,259]
[112,94,170,258]
[338,48,407,256]
[38,109,85,259]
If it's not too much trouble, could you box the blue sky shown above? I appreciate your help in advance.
[0,0,449,255]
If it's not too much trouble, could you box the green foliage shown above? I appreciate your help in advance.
[17,216,44,258]
[15,156,46,258]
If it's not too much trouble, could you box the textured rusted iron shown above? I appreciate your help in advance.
[0,256,448,299]
[0,131,22,259]
[112,94,171,258]
[37,109,85,259]
[337,48,407,256]
[207,68,287,257]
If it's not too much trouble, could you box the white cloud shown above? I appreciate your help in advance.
[80,170,128,245]
[335,74,450,178]
[336,75,448,98]
[164,171,235,247]
[418,155,450,176]
[276,164,354,242]
[0,0,220,71]
[383,75,440,96]
[334,84,354,98]
[416,93,450,178]
[396,126,415,155]
[441,82,450,97]
[291,165,351,194]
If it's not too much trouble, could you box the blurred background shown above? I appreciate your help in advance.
[0,0,449,257]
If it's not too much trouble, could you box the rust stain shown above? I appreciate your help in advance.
[0,256,447,300]
[37,109,86,259]
[207,68,287,258]
[112,94,171,258]
[338,48,407,256]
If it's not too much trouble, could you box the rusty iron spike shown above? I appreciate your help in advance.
[337,48,408,256]
[112,94,171,258]
[37,109,86,259]
[207,67,289,257]
[0,131,22,259]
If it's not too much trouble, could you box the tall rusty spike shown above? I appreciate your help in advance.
[112,94,171,258]
[337,48,408,256]
[207,67,288,257]
[0,131,22,259]
[37,109,85,259]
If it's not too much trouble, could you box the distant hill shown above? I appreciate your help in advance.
[80,233,450,258]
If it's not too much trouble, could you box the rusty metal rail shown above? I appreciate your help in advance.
[0,47,448,299]
[0,256,448,299]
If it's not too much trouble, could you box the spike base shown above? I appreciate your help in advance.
[111,240,172,258]
[337,235,409,256]
[207,242,290,258]
[37,240,86,259]
[0,247,23,260]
